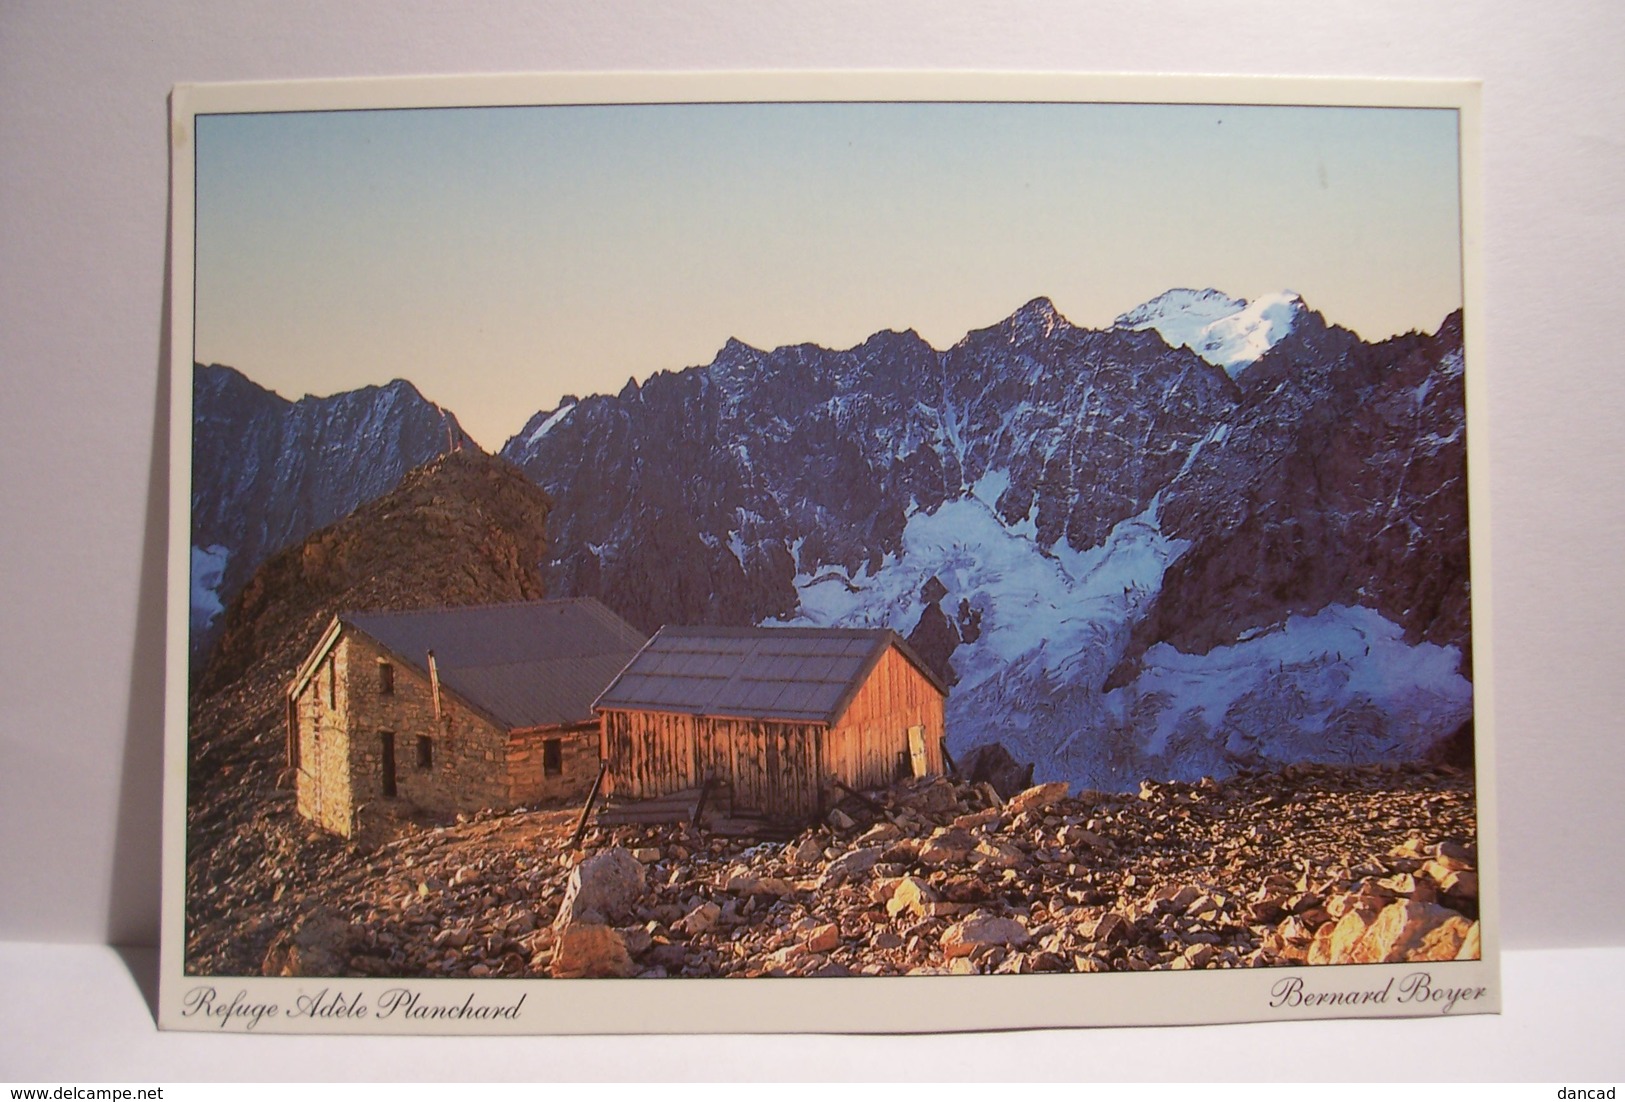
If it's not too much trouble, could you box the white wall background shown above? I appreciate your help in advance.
[1,0,1621,993]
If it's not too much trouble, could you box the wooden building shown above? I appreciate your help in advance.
[287,598,645,838]
[594,626,948,823]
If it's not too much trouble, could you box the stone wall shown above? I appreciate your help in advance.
[293,630,605,836]
[339,633,512,828]
[508,723,599,806]
[292,638,354,837]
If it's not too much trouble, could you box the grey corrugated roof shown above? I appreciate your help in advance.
[595,626,947,725]
[342,598,647,730]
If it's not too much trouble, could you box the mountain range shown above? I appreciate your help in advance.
[191,289,1473,790]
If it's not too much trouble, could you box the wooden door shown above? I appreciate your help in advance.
[908,725,928,778]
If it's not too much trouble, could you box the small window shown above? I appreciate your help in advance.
[379,661,394,695]
[416,735,432,770]
[327,658,337,708]
[543,739,563,777]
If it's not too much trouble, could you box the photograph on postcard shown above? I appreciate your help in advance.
[164,74,1491,1032]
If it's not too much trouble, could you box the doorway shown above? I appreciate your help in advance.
[380,731,398,798]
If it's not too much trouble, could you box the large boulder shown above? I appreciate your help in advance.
[554,847,647,929]
[550,924,636,979]
[1006,781,1070,817]
[956,742,1034,799]
[940,913,1031,959]
[818,846,886,889]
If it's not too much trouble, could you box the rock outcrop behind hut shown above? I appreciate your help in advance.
[190,364,475,663]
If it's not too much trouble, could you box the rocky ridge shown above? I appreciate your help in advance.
[249,761,1477,981]
[190,363,474,664]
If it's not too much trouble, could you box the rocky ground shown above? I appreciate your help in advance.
[238,760,1478,980]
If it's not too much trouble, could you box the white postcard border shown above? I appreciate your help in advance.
[162,69,1494,1035]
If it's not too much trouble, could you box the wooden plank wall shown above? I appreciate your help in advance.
[826,645,946,791]
[601,644,945,822]
[602,710,698,797]
[601,710,828,822]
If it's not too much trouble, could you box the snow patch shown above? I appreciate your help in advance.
[190,544,229,634]
[523,402,576,447]
[968,468,1010,509]
[1116,288,1245,347]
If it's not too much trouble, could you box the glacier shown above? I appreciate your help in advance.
[777,488,1470,792]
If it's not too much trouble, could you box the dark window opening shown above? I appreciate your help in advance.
[379,661,394,695]
[327,658,337,709]
[416,735,432,771]
[543,739,563,777]
[380,732,397,798]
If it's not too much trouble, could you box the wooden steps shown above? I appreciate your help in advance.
[595,786,705,826]
[594,784,801,840]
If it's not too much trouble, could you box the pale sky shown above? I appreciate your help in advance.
[194,101,1463,451]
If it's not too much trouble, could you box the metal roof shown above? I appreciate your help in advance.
[595,625,947,725]
[342,598,646,730]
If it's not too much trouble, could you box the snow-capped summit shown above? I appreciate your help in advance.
[1116,288,1304,377]
[1117,287,1245,337]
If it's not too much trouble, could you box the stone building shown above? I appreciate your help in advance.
[287,597,645,838]
[595,626,948,824]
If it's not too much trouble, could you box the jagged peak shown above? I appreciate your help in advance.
[703,336,769,381]
[851,325,936,358]
[379,376,422,396]
[995,295,1073,344]
[1012,295,1063,326]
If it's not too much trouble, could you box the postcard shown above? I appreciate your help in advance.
[161,71,1494,1033]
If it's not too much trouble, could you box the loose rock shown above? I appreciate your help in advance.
[554,847,646,929]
